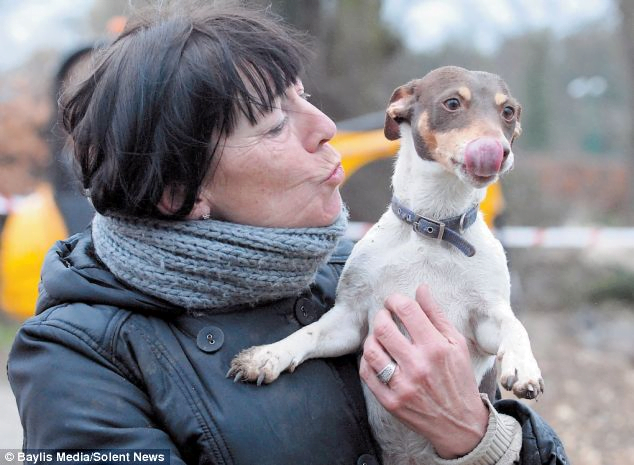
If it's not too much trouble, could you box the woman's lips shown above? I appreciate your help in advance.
[324,163,345,185]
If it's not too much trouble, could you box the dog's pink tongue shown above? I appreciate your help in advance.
[464,138,504,177]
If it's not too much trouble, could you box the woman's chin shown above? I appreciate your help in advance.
[297,193,343,228]
[321,192,344,225]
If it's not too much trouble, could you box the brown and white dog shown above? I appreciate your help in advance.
[229,66,543,464]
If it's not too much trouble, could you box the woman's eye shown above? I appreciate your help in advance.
[443,98,461,111]
[267,116,288,136]
[299,91,311,101]
[502,105,515,121]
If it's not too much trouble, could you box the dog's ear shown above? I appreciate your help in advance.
[511,105,522,145]
[384,82,416,141]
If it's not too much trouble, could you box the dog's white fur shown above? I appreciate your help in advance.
[230,82,542,464]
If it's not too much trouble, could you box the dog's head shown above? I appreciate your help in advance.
[385,66,521,188]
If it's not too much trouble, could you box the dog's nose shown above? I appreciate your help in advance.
[464,137,504,177]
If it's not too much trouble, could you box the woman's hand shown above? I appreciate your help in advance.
[359,285,489,459]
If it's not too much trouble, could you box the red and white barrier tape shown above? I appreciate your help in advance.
[345,222,634,248]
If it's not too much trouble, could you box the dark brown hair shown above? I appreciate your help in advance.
[62,3,308,218]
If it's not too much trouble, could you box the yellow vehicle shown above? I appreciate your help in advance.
[0,185,70,320]
[0,113,504,322]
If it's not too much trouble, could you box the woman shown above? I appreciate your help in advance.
[8,4,567,465]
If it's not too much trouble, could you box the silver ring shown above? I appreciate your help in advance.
[376,361,397,384]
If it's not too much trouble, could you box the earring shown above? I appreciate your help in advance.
[201,213,211,220]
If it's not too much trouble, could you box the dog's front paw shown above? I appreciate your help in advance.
[499,352,545,400]
[227,345,294,386]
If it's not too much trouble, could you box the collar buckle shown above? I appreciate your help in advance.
[413,217,445,241]
[458,212,467,234]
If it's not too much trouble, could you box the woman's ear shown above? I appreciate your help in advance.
[157,185,184,216]
[187,197,212,220]
[158,185,212,219]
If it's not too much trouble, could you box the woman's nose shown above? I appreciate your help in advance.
[300,102,337,152]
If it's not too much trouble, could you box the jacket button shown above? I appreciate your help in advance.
[294,297,317,325]
[357,454,379,465]
[196,326,224,353]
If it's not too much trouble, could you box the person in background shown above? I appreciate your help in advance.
[48,45,97,233]
[0,46,96,320]
[7,4,567,465]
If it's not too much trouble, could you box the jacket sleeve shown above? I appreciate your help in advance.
[494,399,569,465]
[426,394,569,465]
[7,311,187,465]
[427,394,522,465]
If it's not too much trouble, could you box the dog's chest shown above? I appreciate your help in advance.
[348,221,509,336]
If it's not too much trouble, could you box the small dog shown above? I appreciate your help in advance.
[229,66,543,464]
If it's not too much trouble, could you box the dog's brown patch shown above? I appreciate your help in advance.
[494,92,508,106]
[458,86,472,102]
[417,111,437,153]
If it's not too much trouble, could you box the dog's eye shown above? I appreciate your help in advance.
[443,98,461,111]
[502,105,516,121]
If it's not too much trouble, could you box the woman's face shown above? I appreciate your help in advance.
[196,81,344,228]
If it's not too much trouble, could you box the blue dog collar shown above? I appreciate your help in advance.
[391,197,479,257]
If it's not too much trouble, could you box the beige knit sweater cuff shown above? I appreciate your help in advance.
[428,394,523,465]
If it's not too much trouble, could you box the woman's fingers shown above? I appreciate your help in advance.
[361,333,398,378]
[381,288,442,346]
[359,356,392,400]
[381,285,463,349]
[359,336,398,408]
[414,285,463,343]
[371,308,414,364]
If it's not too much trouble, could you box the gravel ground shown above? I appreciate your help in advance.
[505,306,634,465]
[506,248,634,465]
[1,301,633,463]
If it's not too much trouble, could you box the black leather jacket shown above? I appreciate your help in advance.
[8,231,568,465]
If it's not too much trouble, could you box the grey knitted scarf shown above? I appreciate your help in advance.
[91,211,348,311]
